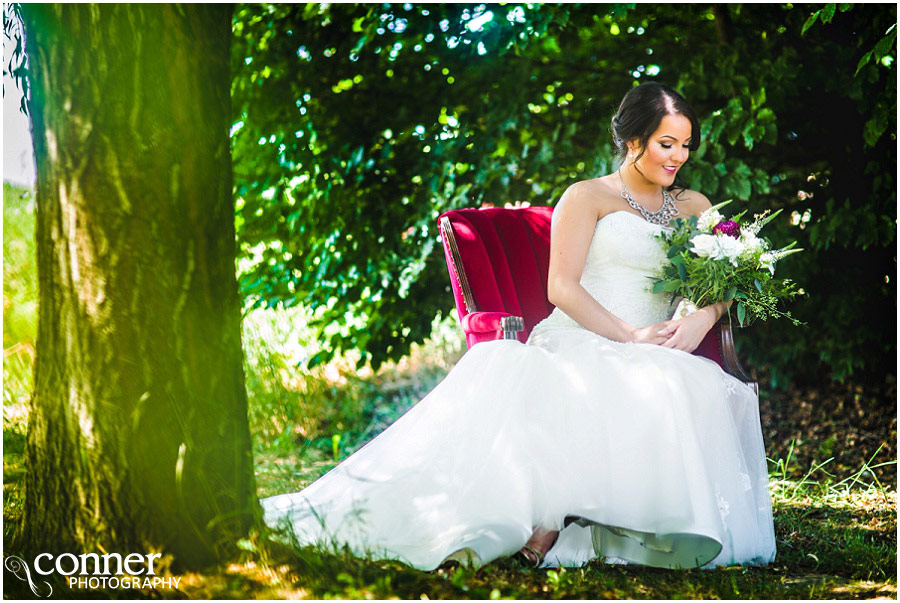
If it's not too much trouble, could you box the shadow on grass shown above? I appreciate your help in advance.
[163,485,896,600]
[3,423,26,551]
[180,517,895,600]
[3,295,895,599]
[774,496,896,582]
[3,431,896,600]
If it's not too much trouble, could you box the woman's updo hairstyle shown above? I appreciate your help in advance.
[611,82,701,166]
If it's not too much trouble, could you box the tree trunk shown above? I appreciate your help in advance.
[712,5,734,46]
[19,4,256,568]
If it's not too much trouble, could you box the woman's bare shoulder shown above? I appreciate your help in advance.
[673,187,713,218]
[556,177,620,218]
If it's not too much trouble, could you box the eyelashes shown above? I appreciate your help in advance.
[660,144,692,149]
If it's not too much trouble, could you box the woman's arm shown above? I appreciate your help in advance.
[656,190,728,352]
[547,182,671,345]
[657,300,729,352]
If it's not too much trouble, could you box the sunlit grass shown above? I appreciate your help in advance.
[170,475,896,600]
[242,304,465,499]
[168,455,894,600]
[3,183,36,415]
[3,183,35,553]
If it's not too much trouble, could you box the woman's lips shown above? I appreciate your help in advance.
[663,166,677,174]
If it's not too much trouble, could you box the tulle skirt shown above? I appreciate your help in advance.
[261,324,776,570]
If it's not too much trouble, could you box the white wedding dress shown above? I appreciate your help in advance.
[261,210,777,570]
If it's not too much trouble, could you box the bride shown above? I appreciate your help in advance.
[261,82,777,570]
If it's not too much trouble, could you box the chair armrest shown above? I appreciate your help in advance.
[462,311,525,341]
[716,315,758,395]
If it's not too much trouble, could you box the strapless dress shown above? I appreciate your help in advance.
[260,210,777,570]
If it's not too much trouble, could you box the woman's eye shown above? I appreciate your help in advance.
[661,144,672,149]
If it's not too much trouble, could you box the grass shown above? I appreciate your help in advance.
[3,183,34,557]
[3,182,896,599]
[242,304,466,500]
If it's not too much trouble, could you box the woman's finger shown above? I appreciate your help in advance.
[657,323,678,336]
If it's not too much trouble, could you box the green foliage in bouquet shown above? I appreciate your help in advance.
[651,201,804,327]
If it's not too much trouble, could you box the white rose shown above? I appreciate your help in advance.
[697,209,724,234]
[716,234,744,266]
[689,234,720,258]
[690,233,743,266]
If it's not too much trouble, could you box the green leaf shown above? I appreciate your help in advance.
[663,280,682,292]
[801,11,820,36]
[307,350,327,369]
[820,4,836,24]
[873,30,897,60]
[742,132,755,151]
[236,538,258,552]
[737,302,746,326]
[733,162,752,179]
[352,34,368,54]
[756,107,776,123]
[764,123,777,145]
[725,121,742,146]
[750,87,767,110]
[859,124,887,157]
[652,280,667,294]
[754,279,763,293]
[724,286,737,302]
[755,207,783,230]
[855,49,874,75]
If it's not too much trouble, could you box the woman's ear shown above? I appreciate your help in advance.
[626,140,638,159]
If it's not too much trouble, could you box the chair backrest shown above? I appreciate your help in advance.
[439,205,731,373]
[439,206,554,342]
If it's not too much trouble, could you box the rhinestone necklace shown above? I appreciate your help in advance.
[617,167,679,226]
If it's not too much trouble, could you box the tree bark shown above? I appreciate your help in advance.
[711,4,734,46]
[19,4,255,568]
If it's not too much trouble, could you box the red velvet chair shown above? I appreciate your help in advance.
[438,206,756,392]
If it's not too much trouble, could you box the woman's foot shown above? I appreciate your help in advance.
[515,527,560,568]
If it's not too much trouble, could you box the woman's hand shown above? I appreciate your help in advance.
[657,307,718,353]
[629,320,677,345]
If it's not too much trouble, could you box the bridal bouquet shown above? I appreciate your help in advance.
[651,201,803,326]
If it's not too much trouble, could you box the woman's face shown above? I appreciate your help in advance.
[629,113,693,186]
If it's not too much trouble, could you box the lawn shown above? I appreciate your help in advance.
[3,183,896,599]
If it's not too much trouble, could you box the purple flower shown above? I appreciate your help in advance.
[713,220,741,239]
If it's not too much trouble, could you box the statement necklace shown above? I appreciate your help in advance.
[617,168,679,226]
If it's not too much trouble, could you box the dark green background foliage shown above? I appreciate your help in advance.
[231,3,896,386]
